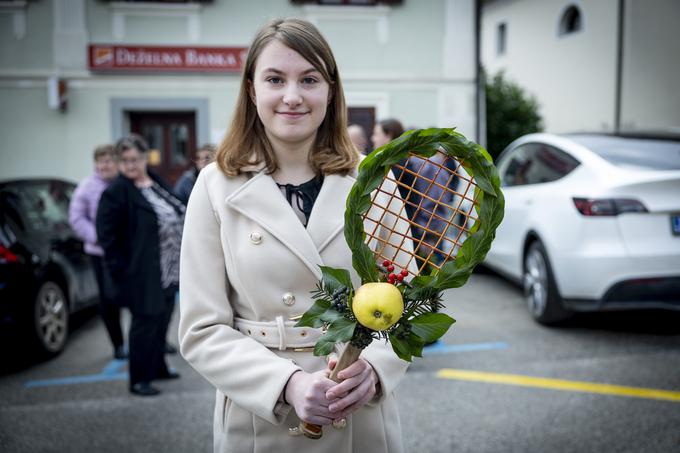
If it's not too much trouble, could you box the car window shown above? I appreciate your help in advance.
[500,143,580,187]
[3,181,74,232]
[567,135,680,170]
[499,145,533,187]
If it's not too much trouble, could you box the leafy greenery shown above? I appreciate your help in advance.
[313,316,356,356]
[297,127,505,362]
[345,127,505,291]
[410,313,456,343]
[485,71,544,161]
[298,266,455,362]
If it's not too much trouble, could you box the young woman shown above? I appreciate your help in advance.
[178,19,409,452]
[97,134,184,396]
[371,118,405,152]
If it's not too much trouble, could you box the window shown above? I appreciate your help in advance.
[500,143,580,187]
[568,135,680,171]
[559,5,582,36]
[497,22,507,55]
[3,181,74,233]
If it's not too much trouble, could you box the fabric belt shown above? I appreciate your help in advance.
[233,316,324,351]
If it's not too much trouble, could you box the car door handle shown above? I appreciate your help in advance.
[525,199,533,205]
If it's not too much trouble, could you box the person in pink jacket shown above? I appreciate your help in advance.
[69,144,126,360]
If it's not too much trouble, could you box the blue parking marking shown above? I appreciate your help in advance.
[423,340,508,355]
[101,358,127,376]
[24,359,127,388]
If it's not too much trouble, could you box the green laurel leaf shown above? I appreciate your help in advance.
[313,317,356,356]
[295,299,331,328]
[410,312,456,343]
[319,266,353,292]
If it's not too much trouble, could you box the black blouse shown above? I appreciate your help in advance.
[276,174,324,227]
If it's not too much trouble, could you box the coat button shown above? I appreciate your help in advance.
[249,231,262,244]
[282,292,295,306]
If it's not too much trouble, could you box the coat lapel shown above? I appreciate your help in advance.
[226,172,324,279]
[306,173,356,253]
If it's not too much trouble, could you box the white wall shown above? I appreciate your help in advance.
[621,0,680,132]
[481,0,680,134]
[0,0,478,181]
[482,0,619,133]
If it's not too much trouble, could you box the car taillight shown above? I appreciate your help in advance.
[572,198,648,216]
[0,245,19,263]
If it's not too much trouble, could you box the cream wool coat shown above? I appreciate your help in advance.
[179,162,413,453]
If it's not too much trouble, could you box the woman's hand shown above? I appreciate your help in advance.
[284,370,340,425]
[324,358,379,419]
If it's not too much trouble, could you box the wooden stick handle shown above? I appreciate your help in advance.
[300,344,363,439]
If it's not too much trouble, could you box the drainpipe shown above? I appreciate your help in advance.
[476,0,485,147]
[614,0,625,134]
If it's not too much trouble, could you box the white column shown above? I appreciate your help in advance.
[53,0,88,70]
[439,0,477,138]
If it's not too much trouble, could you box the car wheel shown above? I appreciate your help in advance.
[523,241,571,324]
[32,281,69,355]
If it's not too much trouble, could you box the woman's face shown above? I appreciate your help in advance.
[119,148,147,182]
[95,155,118,181]
[250,40,331,152]
[194,150,213,171]
[371,124,391,149]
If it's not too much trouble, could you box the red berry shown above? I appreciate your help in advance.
[387,265,395,272]
[382,260,391,267]
[388,273,396,280]
[400,269,408,276]
[397,274,404,282]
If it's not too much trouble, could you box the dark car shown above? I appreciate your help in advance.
[0,178,99,356]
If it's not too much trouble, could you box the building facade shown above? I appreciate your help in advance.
[0,0,478,184]
[481,0,680,134]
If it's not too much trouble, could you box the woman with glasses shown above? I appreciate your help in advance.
[96,134,185,396]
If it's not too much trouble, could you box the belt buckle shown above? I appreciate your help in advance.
[291,346,315,352]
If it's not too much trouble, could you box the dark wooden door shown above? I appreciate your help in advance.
[129,111,197,186]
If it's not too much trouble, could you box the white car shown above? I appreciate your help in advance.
[484,133,680,324]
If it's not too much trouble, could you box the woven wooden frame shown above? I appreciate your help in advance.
[343,128,504,290]
[363,150,479,274]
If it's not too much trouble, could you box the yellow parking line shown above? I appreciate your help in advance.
[436,369,680,403]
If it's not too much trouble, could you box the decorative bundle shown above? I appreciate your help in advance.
[296,128,505,439]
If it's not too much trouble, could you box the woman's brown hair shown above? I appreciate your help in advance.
[216,18,358,176]
[93,144,117,161]
[378,118,405,141]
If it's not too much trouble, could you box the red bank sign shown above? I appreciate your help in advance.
[88,45,248,73]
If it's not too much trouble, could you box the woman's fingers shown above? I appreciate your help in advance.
[325,360,378,414]
[333,360,366,381]
[326,361,371,399]
[327,374,375,414]
[327,357,338,370]
[287,370,340,424]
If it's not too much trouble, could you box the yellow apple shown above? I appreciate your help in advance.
[352,282,404,331]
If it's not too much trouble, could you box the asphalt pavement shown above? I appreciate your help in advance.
[1,272,679,453]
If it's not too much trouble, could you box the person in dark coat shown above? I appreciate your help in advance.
[173,143,216,204]
[96,134,185,396]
